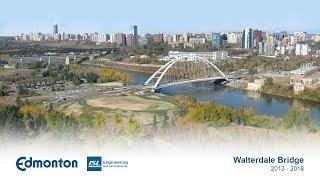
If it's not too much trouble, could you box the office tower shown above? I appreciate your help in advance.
[181,32,190,43]
[265,33,275,56]
[295,42,309,56]
[227,33,240,44]
[109,34,115,43]
[241,28,254,49]
[205,33,213,42]
[114,33,126,46]
[153,33,164,43]
[97,34,109,43]
[258,41,266,54]
[212,33,221,48]
[278,31,287,41]
[253,29,263,48]
[138,34,151,46]
[163,34,173,44]
[53,24,58,34]
[172,34,181,43]
[291,32,307,45]
[91,33,99,42]
[129,25,138,36]
[126,34,136,46]
[129,25,138,44]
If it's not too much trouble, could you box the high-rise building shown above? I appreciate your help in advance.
[205,33,213,42]
[109,34,115,43]
[189,37,206,44]
[253,30,263,48]
[279,31,287,41]
[97,33,109,43]
[314,35,320,42]
[153,33,164,43]
[114,33,126,46]
[20,33,30,41]
[241,28,254,49]
[138,34,151,46]
[227,33,240,44]
[126,34,136,46]
[172,34,181,43]
[181,32,190,43]
[128,25,138,45]
[53,24,58,34]
[258,41,266,54]
[91,33,99,42]
[53,33,61,41]
[212,33,221,48]
[295,42,309,56]
[265,33,276,56]
[163,34,173,44]
[291,32,307,45]
[129,25,138,37]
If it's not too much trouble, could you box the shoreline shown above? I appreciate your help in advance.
[225,80,320,104]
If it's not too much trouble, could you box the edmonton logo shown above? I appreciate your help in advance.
[16,156,78,171]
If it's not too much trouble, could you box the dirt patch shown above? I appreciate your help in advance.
[62,102,84,115]
[95,82,123,87]
[146,95,162,100]
[87,95,175,111]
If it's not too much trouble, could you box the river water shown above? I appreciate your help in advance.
[126,70,320,123]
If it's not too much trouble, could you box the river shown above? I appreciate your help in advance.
[125,69,320,123]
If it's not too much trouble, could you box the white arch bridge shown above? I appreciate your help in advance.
[143,54,230,90]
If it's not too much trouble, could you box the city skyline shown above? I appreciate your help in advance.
[1,0,320,35]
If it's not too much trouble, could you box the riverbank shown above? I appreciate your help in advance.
[225,79,320,103]
[85,59,162,74]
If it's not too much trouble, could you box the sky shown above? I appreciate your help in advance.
[0,0,319,35]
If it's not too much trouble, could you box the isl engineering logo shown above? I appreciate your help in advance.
[87,156,102,171]
[87,156,128,171]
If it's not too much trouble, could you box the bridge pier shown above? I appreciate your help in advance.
[152,88,161,93]
[212,79,229,85]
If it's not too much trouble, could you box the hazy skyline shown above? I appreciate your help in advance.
[0,0,320,35]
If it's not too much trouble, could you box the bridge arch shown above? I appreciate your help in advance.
[144,54,228,89]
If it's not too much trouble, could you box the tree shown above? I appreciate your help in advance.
[238,108,256,126]
[94,112,107,140]
[0,84,9,96]
[248,68,257,75]
[15,95,22,106]
[0,105,25,138]
[72,76,83,85]
[265,77,274,86]
[20,104,46,137]
[187,103,232,127]
[278,109,317,132]
[17,84,29,101]
[85,72,99,83]
[125,114,141,139]
[113,112,123,135]
[78,109,94,128]
[45,110,75,141]
[152,115,157,132]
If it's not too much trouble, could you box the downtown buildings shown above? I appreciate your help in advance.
[241,28,254,49]
[16,23,317,58]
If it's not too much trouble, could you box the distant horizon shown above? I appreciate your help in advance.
[1,0,320,36]
[1,26,320,37]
